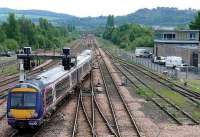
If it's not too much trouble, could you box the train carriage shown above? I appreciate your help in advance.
[7,50,93,128]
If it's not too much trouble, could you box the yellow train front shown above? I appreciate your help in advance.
[7,83,44,129]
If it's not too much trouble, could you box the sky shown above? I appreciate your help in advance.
[0,0,199,17]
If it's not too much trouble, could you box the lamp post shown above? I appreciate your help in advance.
[185,49,189,86]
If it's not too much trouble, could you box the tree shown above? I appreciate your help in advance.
[106,15,114,28]
[4,13,20,41]
[190,11,200,29]
[0,28,6,42]
[129,31,135,42]
[67,24,75,32]
[0,13,74,51]
[39,18,51,30]
[3,39,19,51]
[103,15,115,40]
[103,23,154,50]
[111,28,120,44]
[18,17,36,46]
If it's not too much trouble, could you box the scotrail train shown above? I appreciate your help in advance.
[6,49,93,129]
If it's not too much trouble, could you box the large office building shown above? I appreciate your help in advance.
[154,30,200,67]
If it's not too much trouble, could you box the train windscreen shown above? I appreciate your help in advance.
[10,93,36,108]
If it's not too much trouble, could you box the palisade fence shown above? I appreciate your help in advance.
[113,48,179,80]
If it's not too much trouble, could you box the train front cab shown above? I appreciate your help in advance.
[7,84,43,128]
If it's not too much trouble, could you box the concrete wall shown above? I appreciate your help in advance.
[155,44,195,65]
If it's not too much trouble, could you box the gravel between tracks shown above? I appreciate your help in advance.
[99,48,200,137]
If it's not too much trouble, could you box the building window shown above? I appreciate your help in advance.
[189,33,196,40]
[155,33,163,39]
[164,33,176,40]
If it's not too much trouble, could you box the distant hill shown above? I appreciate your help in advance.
[116,7,197,26]
[0,8,77,25]
[0,7,197,29]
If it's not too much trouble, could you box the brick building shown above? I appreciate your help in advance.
[154,30,200,67]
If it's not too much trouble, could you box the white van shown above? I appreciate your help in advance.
[152,56,166,65]
[135,48,151,58]
[165,56,183,68]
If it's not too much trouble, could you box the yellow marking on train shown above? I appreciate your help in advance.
[12,88,37,92]
[10,109,35,119]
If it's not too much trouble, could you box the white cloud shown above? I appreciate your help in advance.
[0,0,199,17]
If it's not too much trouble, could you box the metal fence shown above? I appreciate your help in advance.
[115,49,178,80]
[114,48,200,80]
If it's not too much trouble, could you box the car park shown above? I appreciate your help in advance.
[135,48,152,58]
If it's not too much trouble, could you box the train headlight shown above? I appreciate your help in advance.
[32,111,38,118]
[7,111,12,117]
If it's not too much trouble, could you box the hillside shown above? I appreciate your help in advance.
[116,7,196,26]
[0,7,197,29]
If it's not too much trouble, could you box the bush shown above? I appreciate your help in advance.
[103,23,154,50]
[3,39,19,51]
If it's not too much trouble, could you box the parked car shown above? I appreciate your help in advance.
[135,48,152,58]
[152,56,166,65]
[165,56,183,68]
[176,63,194,72]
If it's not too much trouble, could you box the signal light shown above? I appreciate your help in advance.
[62,56,71,70]
[23,47,32,54]
[63,48,70,56]
[24,57,31,70]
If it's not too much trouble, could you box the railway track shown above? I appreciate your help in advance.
[98,48,144,137]
[71,88,95,137]
[103,49,199,125]
[90,69,118,137]
[123,63,200,105]
[72,71,118,137]
[105,49,200,104]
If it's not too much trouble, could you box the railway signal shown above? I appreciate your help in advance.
[23,47,32,70]
[17,47,77,82]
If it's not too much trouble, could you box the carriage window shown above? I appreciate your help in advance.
[83,63,88,71]
[46,88,53,106]
[55,77,70,98]
[78,68,82,77]
[72,71,77,84]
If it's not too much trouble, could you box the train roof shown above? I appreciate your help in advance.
[35,49,92,85]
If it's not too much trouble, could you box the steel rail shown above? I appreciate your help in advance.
[98,55,121,137]
[90,65,118,137]
[103,48,199,125]
[98,48,143,137]
[72,92,81,137]
[106,49,200,102]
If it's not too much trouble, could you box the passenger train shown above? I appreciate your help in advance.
[7,50,93,128]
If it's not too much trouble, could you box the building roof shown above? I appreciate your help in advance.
[155,29,200,32]
[154,40,199,44]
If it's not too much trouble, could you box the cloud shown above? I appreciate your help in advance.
[0,0,199,17]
